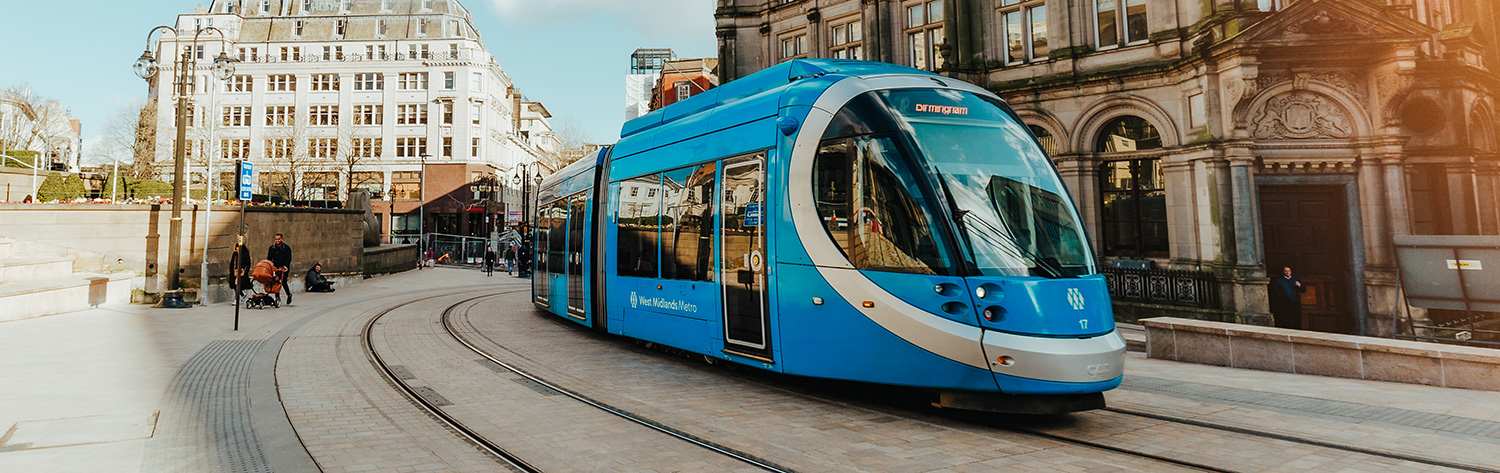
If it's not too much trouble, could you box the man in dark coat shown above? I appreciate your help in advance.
[305,263,334,292]
[268,233,293,305]
[1269,266,1306,329]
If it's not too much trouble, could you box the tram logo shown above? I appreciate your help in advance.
[1066,288,1086,310]
[630,292,639,308]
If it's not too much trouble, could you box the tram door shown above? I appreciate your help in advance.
[566,196,586,317]
[721,154,771,359]
[534,202,551,306]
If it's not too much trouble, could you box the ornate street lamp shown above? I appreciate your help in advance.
[134,25,237,308]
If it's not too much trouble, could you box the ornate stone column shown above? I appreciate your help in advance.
[1226,145,1271,325]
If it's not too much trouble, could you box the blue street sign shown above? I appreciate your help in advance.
[743,203,761,227]
[238,161,254,200]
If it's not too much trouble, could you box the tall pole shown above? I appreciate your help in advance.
[418,154,426,269]
[166,49,191,294]
[111,157,119,202]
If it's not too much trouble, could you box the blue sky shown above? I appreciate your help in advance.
[0,0,716,164]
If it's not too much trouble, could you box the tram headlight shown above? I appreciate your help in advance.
[934,285,945,295]
[975,286,987,299]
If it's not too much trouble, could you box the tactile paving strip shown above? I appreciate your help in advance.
[1122,375,1500,440]
[140,339,272,473]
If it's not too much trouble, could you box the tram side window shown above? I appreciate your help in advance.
[617,174,662,277]
[548,201,568,274]
[815,136,951,275]
[534,205,549,272]
[662,163,717,282]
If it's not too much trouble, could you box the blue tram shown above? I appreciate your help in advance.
[530,59,1124,414]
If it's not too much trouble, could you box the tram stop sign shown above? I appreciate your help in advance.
[237,161,254,201]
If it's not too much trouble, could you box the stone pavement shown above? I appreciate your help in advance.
[2,266,1498,472]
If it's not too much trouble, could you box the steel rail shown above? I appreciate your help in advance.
[443,302,795,473]
[362,289,541,473]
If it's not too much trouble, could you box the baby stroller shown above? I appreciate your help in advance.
[245,260,282,309]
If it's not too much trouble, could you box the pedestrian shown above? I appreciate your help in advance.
[268,233,293,305]
[1269,266,1306,329]
[502,245,516,275]
[230,238,253,304]
[484,247,497,277]
[305,262,335,292]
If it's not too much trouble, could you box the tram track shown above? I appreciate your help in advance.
[363,290,792,473]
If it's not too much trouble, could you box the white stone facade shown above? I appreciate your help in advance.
[146,0,556,202]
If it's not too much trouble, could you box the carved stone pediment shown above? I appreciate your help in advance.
[1252,92,1354,140]
[1229,0,1434,46]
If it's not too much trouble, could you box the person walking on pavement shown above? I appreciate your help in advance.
[230,238,253,304]
[1269,266,1306,329]
[268,233,293,305]
[503,245,516,275]
[484,247,497,277]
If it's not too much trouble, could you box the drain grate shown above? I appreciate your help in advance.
[1123,376,1500,441]
[388,365,417,380]
[411,386,453,407]
[512,377,562,397]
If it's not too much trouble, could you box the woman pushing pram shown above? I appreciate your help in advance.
[245,260,283,309]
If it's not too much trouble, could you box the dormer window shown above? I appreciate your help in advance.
[381,0,392,11]
[419,19,428,36]
[301,0,312,14]
[261,0,270,13]
[336,20,346,35]
[422,0,434,10]
[378,19,388,36]
[294,20,304,36]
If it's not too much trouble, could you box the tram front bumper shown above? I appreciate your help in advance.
[980,329,1126,391]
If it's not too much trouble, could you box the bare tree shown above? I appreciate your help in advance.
[266,113,314,201]
[96,101,157,179]
[0,86,72,164]
[335,124,379,202]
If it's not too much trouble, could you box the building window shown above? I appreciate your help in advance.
[354,73,383,90]
[907,0,945,70]
[378,19,388,36]
[449,21,459,37]
[1095,0,1148,49]
[471,103,481,125]
[470,72,482,91]
[226,75,253,92]
[279,47,301,62]
[396,137,426,158]
[321,46,343,61]
[440,102,454,125]
[266,106,295,126]
[223,106,252,127]
[309,138,337,159]
[261,0,270,13]
[408,43,429,59]
[1096,116,1166,257]
[391,171,421,200]
[353,138,383,158]
[398,72,428,90]
[237,47,259,62]
[336,19,346,35]
[308,105,338,126]
[366,45,388,60]
[1255,0,1284,12]
[268,74,295,91]
[396,104,428,125]
[442,137,453,157]
[311,73,339,91]
[1028,124,1059,155]
[472,137,480,157]
[830,19,864,59]
[780,33,808,59]
[676,82,691,102]
[1001,0,1047,64]
[422,0,433,10]
[265,139,294,161]
[448,43,459,59]
[354,104,383,125]
[418,19,429,36]
[222,139,251,160]
[381,0,392,11]
[294,20,304,37]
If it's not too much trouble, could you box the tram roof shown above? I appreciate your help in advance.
[613,59,938,158]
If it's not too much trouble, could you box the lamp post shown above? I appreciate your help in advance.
[133,25,237,308]
[418,152,429,269]
[512,162,543,277]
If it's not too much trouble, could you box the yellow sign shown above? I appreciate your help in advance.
[1446,259,1484,270]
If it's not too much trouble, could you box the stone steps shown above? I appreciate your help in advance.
[0,272,132,322]
[0,256,74,283]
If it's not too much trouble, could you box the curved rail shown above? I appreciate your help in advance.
[443,305,794,473]
[362,290,541,473]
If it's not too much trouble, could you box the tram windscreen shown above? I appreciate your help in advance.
[880,89,1095,278]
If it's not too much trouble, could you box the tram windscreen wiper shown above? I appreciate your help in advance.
[955,209,1064,279]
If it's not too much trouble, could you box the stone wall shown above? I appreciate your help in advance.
[0,204,374,303]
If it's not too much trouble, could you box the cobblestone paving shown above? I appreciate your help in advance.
[370,296,763,472]
[139,339,271,473]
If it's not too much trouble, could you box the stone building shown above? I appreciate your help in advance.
[145,0,558,238]
[716,0,1500,337]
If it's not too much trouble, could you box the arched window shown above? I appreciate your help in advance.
[1096,116,1167,257]
[1028,124,1059,156]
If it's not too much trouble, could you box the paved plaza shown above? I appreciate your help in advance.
[1,268,1498,472]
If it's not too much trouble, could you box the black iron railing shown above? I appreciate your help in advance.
[1102,267,1218,309]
